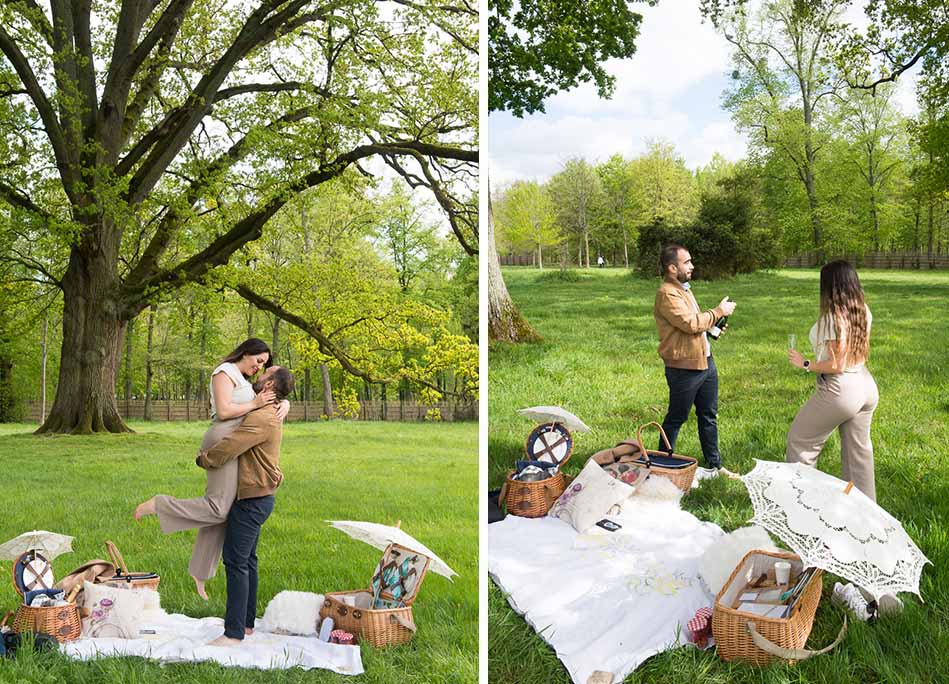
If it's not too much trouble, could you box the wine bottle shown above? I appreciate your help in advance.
[708,315,728,340]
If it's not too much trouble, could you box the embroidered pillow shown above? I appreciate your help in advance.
[82,581,157,638]
[548,458,634,533]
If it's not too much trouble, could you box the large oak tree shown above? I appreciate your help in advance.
[0,0,476,433]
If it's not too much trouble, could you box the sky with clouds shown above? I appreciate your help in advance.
[488,0,921,186]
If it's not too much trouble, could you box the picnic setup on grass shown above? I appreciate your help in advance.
[0,520,455,674]
[489,406,931,684]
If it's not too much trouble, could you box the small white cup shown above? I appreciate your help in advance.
[774,561,792,585]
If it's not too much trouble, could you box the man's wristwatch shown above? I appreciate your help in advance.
[803,359,811,373]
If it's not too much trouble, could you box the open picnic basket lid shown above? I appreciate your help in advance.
[369,543,431,607]
[524,422,573,466]
[11,550,54,597]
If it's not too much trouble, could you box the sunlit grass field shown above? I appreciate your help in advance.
[0,420,477,684]
[489,267,949,684]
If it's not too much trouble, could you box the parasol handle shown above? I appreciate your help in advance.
[844,481,854,495]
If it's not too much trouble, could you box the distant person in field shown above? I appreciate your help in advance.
[653,244,736,470]
[786,260,879,501]
[134,338,289,600]
[597,255,605,268]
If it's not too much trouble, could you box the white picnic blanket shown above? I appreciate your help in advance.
[61,612,363,674]
[489,495,724,684]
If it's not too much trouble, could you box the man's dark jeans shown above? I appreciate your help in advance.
[659,355,721,469]
[222,494,275,639]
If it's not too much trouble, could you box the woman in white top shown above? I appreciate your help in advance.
[786,261,879,501]
[134,338,289,600]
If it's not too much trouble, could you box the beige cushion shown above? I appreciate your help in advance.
[82,581,163,638]
[548,458,634,533]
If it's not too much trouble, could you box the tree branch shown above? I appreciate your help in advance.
[123,0,324,203]
[234,284,374,382]
[124,140,475,305]
[0,25,73,188]
[4,0,53,45]
[123,104,326,285]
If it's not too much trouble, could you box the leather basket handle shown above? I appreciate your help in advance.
[105,541,129,575]
[745,615,848,661]
[635,421,672,456]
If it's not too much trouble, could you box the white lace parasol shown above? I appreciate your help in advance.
[742,460,930,600]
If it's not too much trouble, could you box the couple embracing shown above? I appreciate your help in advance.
[135,338,295,646]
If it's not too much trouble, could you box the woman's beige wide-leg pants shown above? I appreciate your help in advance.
[786,367,879,502]
[154,416,242,580]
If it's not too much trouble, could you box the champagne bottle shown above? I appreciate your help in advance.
[708,315,728,340]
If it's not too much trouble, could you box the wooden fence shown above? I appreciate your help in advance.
[783,250,949,269]
[23,399,477,423]
[502,250,949,270]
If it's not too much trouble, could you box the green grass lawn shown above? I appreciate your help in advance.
[0,420,477,684]
[489,267,949,684]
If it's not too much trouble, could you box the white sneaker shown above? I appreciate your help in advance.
[832,582,871,622]
[856,586,904,619]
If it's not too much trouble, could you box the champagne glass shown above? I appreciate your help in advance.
[788,334,797,350]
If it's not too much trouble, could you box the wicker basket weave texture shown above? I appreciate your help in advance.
[319,542,430,648]
[712,550,823,666]
[501,423,575,518]
[320,593,415,648]
[501,470,568,518]
[12,603,82,643]
[634,422,698,492]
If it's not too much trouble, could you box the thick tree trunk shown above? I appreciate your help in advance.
[320,363,334,416]
[488,188,541,342]
[537,243,543,270]
[623,230,629,268]
[36,252,132,434]
[584,229,590,269]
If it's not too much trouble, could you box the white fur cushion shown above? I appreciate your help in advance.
[697,525,780,596]
[259,591,324,636]
[633,474,684,501]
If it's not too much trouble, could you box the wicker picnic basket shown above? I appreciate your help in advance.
[101,541,160,591]
[712,550,845,665]
[633,422,697,492]
[320,542,431,648]
[10,551,81,643]
[499,422,574,517]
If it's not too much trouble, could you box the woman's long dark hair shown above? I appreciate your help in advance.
[222,338,273,377]
[819,261,869,364]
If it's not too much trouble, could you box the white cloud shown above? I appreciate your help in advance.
[545,1,730,117]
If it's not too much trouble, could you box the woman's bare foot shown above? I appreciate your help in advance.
[192,576,209,601]
[207,634,242,647]
[245,627,254,636]
[133,497,157,521]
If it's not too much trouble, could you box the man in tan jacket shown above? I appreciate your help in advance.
[654,244,736,469]
[197,365,295,646]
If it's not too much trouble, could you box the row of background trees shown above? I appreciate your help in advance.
[488,0,949,340]
[0,178,478,423]
[495,79,947,279]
